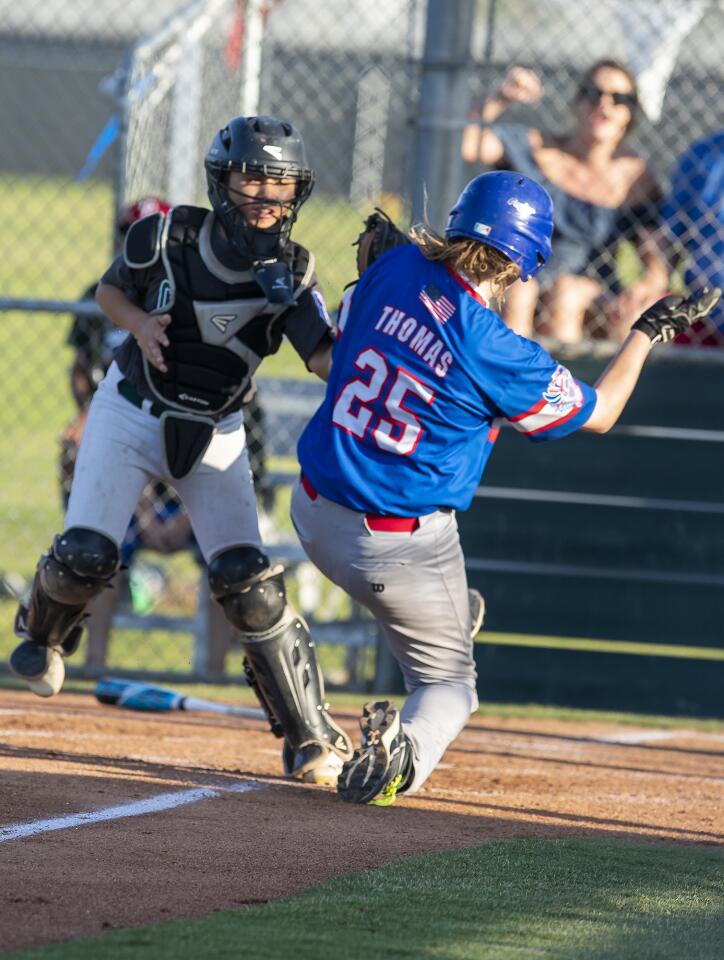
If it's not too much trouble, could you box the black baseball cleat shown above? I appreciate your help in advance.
[9,605,83,698]
[282,740,349,786]
[468,588,485,638]
[10,640,66,698]
[337,700,413,807]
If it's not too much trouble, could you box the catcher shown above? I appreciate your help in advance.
[10,115,352,785]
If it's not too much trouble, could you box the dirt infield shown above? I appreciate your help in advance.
[1,688,722,954]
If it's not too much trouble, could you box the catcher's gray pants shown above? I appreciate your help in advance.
[64,362,261,560]
[290,477,478,794]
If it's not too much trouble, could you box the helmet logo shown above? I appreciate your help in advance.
[473,222,492,236]
[507,198,536,218]
[263,145,283,159]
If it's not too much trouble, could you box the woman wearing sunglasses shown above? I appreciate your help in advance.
[461,59,668,343]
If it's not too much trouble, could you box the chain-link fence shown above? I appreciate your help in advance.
[0,0,421,685]
[1,0,723,683]
[463,0,724,347]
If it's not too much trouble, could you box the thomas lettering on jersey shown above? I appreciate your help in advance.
[373,305,454,378]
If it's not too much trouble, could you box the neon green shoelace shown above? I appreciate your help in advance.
[369,774,404,808]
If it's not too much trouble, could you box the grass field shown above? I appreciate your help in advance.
[7,839,723,960]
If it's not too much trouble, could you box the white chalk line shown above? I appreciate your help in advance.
[593,731,682,745]
[466,726,724,747]
[0,780,263,843]
[0,729,246,747]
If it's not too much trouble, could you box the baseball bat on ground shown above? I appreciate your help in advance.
[95,676,265,720]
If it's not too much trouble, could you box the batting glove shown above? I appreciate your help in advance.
[632,286,722,345]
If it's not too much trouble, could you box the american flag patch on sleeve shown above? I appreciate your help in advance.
[419,284,455,324]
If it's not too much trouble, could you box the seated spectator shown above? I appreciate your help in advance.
[461,60,668,342]
[660,130,724,346]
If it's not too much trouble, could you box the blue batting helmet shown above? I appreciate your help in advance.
[445,171,554,281]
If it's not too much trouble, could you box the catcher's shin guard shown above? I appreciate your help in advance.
[242,613,353,784]
[10,528,118,697]
[209,545,353,783]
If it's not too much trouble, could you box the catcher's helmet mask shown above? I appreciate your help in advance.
[205,115,315,263]
[445,171,554,281]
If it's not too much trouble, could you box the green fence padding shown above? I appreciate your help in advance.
[458,357,724,714]
[474,642,724,717]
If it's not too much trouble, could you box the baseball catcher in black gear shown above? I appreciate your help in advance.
[11,115,353,786]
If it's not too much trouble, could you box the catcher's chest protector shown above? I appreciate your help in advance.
[128,205,312,417]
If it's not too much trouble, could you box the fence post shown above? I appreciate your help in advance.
[411,0,476,229]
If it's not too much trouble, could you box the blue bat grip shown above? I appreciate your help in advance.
[95,677,182,712]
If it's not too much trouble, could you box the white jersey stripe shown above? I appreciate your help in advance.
[510,401,578,434]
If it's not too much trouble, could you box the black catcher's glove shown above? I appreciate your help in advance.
[354,208,410,277]
[632,287,722,345]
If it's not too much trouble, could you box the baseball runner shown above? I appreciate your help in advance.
[10,115,352,785]
[290,170,720,806]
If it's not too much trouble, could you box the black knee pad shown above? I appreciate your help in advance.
[54,528,119,578]
[208,545,286,634]
[26,528,119,648]
[208,545,269,594]
[41,528,119,605]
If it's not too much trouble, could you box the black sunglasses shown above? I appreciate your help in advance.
[579,81,637,109]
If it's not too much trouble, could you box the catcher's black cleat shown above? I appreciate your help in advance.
[10,639,66,698]
[282,740,348,786]
[468,588,485,638]
[9,605,83,698]
[337,700,413,807]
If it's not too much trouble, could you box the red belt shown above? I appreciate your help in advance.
[300,473,420,532]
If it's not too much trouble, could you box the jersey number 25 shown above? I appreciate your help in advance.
[332,347,435,456]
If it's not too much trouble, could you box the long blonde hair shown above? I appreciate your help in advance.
[410,224,521,301]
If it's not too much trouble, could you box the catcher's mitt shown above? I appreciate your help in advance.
[355,208,410,277]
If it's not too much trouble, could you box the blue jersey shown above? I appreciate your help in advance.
[298,245,596,515]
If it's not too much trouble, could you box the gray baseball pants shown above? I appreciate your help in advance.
[290,477,478,793]
[64,362,262,560]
